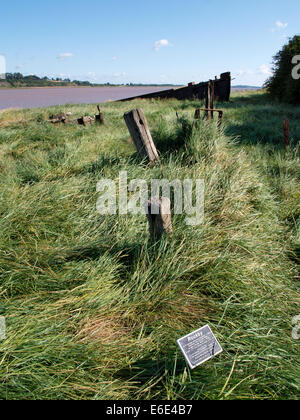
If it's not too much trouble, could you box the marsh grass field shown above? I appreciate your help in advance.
[0,91,299,400]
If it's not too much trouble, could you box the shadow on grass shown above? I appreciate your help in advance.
[52,240,142,267]
[288,245,300,267]
[222,94,300,147]
[152,118,193,156]
[113,353,187,385]
[226,92,271,106]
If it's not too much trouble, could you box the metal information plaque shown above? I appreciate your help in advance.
[177,325,222,369]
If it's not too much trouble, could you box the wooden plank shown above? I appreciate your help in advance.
[77,116,95,126]
[124,108,160,163]
[208,81,215,119]
[49,112,72,124]
[195,108,223,112]
[119,72,231,102]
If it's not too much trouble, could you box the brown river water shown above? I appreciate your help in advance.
[0,86,176,110]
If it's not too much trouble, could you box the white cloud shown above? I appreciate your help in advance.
[233,65,273,86]
[235,69,254,77]
[259,64,272,76]
[276,20,288,29]
[154,39,172,51]
[111,56,117,61]
[113,72,126,78]
[57,53,74,60]
[86,72,97,81]
[271,20,288,32]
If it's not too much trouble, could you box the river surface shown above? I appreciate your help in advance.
[0,86,176,110]
[0,86,258,110]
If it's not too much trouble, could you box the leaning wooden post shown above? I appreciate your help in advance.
[283,119,290,151]
[95,105,105,124]
[124,108,160,163]
[146,197,172,240]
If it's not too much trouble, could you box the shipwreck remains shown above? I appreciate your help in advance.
[120,72,231,102]
[48,105,105,126]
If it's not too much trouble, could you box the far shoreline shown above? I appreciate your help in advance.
[0,84,182,90]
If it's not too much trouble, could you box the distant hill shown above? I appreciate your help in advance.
[1,73,92,88]
[232,85,262,90]
[0,73,180,89]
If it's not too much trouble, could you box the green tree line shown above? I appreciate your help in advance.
[265,35,300,104]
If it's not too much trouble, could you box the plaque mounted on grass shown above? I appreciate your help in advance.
[177,325,223,369]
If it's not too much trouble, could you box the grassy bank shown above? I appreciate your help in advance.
[0,91,299,399]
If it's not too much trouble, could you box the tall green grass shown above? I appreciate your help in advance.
[0,91,299,399]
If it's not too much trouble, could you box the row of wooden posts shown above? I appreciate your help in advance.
[124,107,292,239]
[122,80,223,238]
[123,81,221,165]
[48,79,291,156]
[49,94,291,240]
[49,104,173,239]
[124,107,173,240]
[123,105,222,240]
[49,105,105,126]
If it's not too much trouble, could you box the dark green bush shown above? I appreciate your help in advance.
[265,35,300,104]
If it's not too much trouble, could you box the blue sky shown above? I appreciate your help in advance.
[1,0,299,86]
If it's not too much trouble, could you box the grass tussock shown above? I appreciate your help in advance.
[0,91,299,400]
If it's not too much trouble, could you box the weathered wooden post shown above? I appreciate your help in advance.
[195,108,223,132]
[77,116,95,126]
[95,105,105,124]
[217,110,223,131]
[49,112,72,124]
[146,197,172,240]
[77,116,85,126]
[194,109,201,119]
[205,81,214,119]
[124,108,160,163]
[208,81,215,119]
[219,72,231,102]
[205,86,209,119]
[284,119,290,151]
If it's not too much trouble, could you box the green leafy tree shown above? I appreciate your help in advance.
[265,35,300,104]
